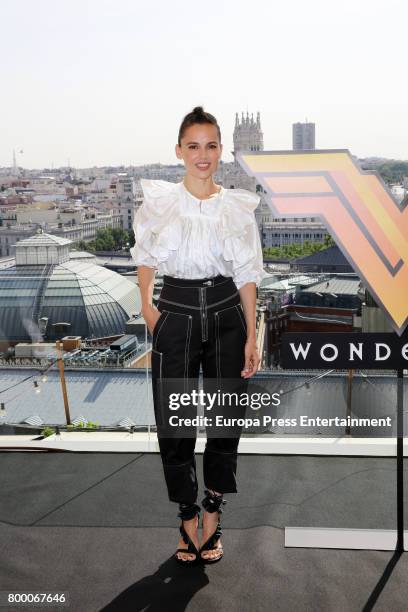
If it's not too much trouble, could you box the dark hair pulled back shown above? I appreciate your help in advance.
[178,106,222,146]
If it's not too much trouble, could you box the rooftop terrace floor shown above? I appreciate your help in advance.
[1,451,408,612]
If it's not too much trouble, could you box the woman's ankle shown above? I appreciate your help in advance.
[177,502,200,521]
[201,489,227,514]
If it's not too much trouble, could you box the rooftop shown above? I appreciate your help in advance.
[302,276,362,296]
[0,260,140,342]
[1,450,407,611]
[0,368,403,434]
[14,231,72,247]
[293,246,353,268]
[1,253,406,609]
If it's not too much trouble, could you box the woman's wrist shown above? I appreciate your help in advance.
[141,303,154,314]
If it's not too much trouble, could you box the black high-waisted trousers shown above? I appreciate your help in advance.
[150,274,249,505]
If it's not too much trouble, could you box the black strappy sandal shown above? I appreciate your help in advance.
[174,502,201,565]
[199,489,227,564]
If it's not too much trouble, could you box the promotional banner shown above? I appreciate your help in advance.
[237,149,408,335]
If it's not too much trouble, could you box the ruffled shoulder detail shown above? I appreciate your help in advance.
[139,179,180,226]
[130,179,183,266]
[219,188,266,287]
[219,188,261,240]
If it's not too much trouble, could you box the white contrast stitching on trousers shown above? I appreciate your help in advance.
[235,305,247,335]
[215,312,221,380]
[154,312,169,350]
[158,291,239,310]
[184,314,192,391]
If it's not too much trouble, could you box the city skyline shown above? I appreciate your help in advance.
[1,0,407,168]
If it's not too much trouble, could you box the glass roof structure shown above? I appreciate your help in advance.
[0,260,140,342]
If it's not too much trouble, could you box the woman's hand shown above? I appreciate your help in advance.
[237,283,259,378]
[142,304,162,336]
[241,337,260,378]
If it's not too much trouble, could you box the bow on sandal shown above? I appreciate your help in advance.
[174,503,201,565]
[199,489,227,564]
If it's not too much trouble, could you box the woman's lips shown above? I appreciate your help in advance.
[196,163,210,170]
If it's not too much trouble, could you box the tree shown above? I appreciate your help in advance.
[263,238,333,261]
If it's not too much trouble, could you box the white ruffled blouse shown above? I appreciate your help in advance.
[130,179,268,290]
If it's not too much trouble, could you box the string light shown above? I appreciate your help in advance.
[279,369,335,398]
[0,356,60,396]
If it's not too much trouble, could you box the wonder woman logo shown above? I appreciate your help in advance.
[236,150,408,336]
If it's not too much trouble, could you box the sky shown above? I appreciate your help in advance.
[1,0,407,169]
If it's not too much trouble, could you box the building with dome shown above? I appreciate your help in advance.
[0,231,140,345]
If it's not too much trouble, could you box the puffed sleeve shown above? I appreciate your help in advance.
[129,200,158,268]
[129,179,182,268]
[220,188,268,290]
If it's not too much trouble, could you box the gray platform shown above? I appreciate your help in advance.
[1,452,408,611]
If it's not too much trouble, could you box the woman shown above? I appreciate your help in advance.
[131,106,267,565]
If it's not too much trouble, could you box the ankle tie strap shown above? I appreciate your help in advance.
[201,489,227,514]
[177,502,201,521]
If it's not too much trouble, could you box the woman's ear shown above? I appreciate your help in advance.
[175,143,182,160]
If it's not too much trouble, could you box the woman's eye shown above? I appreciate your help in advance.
[187,144,217,149]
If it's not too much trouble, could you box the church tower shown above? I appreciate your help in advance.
[221,110,264,190]
[233,111,264,156]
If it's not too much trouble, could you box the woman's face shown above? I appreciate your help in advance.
[175,123,222,179]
